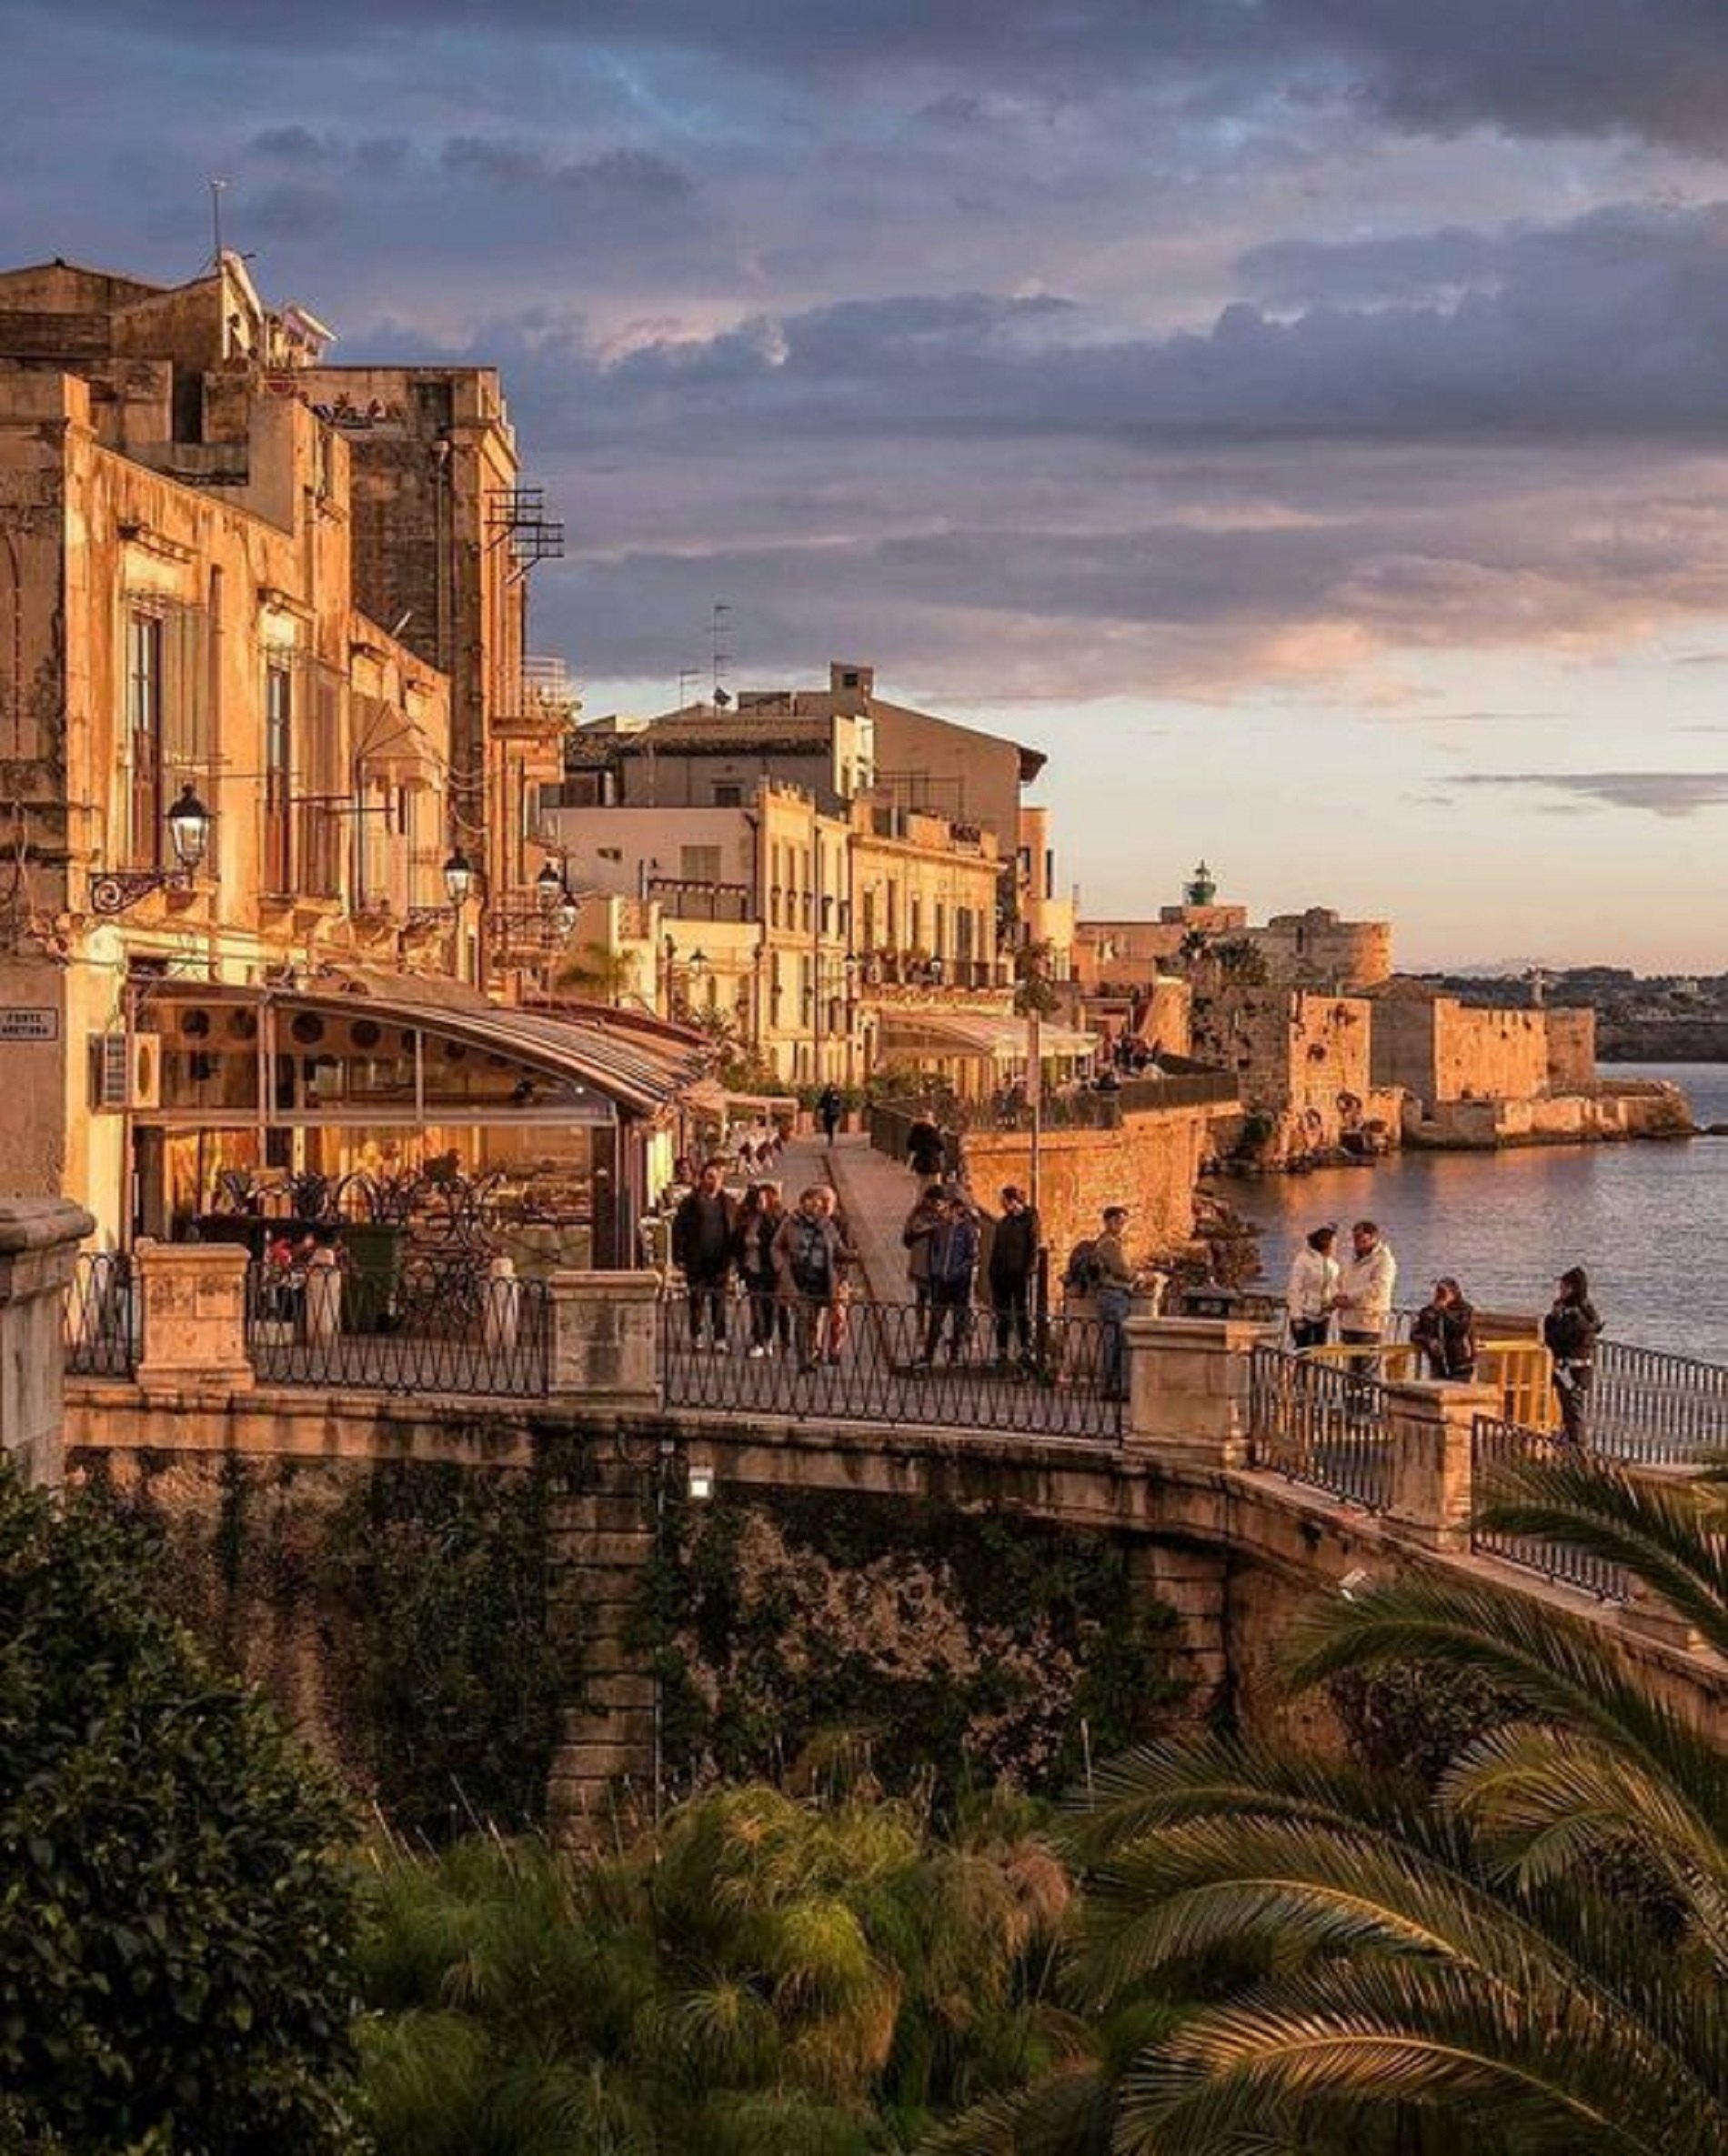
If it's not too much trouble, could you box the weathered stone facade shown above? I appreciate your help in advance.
[1191,986,1391,1160]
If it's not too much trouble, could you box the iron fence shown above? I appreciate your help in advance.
[1590,1339,1728,1463]
[246,1255,549,1399]
[660,1289,1124,1441]
[1248,1343,1392,1510]
[64,1252,136,1377]
[1470,1416,1630,1600]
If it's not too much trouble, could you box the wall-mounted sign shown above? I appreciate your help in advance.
[0,1008,59,1042]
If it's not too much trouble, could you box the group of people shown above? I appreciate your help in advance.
[1285,1219,1604,1444]
[670,1161,858,1371]
[900,1180,1043,1369]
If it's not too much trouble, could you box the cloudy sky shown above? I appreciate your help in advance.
[5,2,1728,968]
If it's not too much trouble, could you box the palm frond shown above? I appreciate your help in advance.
[1280,1575,1722,1801]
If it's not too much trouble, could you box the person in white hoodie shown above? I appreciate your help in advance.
[1335,1219,1398,1349]
[1285,1225,1340,1351]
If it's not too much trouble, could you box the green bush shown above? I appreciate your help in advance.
[0,1465,360,2153]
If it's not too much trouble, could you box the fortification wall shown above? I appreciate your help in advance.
[1247,910,1392,989]
[963,1101,1217,1272]
[1192,989,1372,1154]
[1545,1006,1597,1092]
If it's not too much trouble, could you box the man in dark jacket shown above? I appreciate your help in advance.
[671,1160,738,1349]
[919,1198,980,1365]
[907,1108,947,1181]
[987,1185,1040,1369]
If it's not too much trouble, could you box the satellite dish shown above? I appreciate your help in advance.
[713,687,732,707]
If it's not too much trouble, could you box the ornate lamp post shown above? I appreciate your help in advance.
[89,783,213,915]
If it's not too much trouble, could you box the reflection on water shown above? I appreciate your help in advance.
[1218,1066,1728,1364]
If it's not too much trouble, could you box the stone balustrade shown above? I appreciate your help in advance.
[1,1196,95,1485]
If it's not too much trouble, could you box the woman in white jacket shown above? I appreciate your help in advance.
[1286,1225,1340,1351]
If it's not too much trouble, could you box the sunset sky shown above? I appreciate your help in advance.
[5,2,1728,968]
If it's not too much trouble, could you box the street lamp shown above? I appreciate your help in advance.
[442,847,474,908]
[89,782,213,914]
[535,858,564,916]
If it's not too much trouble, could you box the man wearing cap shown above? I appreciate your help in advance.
[987,1185,1040,1369]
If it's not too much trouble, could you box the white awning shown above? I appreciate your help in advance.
[876,1012,1098,1063]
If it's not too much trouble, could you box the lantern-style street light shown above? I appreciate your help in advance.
[442,847,474,908]
[89,782,214,914]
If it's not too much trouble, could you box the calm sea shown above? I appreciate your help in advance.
[1218,1065,1728,1365]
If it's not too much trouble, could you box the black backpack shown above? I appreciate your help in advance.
[1062,1238,1101,1294]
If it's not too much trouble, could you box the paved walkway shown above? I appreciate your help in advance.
[810,1132,924,1302]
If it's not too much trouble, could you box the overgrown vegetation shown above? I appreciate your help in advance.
[638,1489,1189,1804]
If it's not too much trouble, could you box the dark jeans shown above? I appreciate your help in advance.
[990,1274,1032,1360]
[1096,1284,1130,1399]
[743,1272,787,1350]
[686,1270,729,1345]
[924,1280,972,1361]
[1290,1318,1330,1351]
[1553,1361,1593,1446]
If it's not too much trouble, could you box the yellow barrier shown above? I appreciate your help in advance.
[1298,1339,1556,1432]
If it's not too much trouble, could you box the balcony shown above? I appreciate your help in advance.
[492,657,581,743]
[646,877,755,925]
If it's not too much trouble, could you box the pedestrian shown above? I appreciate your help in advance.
[734,1182,788,1358]
[1543,1265,1602,1447]
[1285,1224,1340,1351]
[1333,1218,1397,1376]
[1092,1204,1137,1400]
[814,1184,857,1362]
[987,1184,1040,1369]
[671,1159,738,1350]
[902,1184,946,1313]
[816,1082,844,1147]
[919,1195,980,1365]
[907,1105,946,1181]
[772,1184,846,1370]
[1412,1276,1479,1381]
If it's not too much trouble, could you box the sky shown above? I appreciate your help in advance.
[5,2,1728,971]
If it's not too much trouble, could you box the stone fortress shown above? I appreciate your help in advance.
[1074,867,1692,1168]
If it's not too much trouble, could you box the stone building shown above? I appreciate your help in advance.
[548,665,1066,1089]
[0,253,684,1254]
[1243,908,1392,990]
[1191,987,1388,1161]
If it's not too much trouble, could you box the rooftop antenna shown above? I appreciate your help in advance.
[710,601,732,707]
[208,176,228,271]
[677,667,701,710]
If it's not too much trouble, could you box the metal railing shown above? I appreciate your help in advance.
[1249,1344,1392,1510]
[1590,1339,1728,1463]
[1470,1416,1630,1600]
[661,1289,1124,1441]
[64,1252,136,1377]
[245,1256,549,1399]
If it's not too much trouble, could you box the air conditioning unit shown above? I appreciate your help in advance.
[91,1031,162,1111]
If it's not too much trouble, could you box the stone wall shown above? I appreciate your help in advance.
[1373,993,1554,1107]
[1245,909,1392,989]
[1544,1005,1597,1092]
[1192,988,1373,1156]
[962,1101,1217,1271]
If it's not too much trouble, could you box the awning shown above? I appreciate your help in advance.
[682,1078,799,1117]
[141,972,705,1122]
[876,1012,1100,1063]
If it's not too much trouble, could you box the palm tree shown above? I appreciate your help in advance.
[929,1451,1728,2155]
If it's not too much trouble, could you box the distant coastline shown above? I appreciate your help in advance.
[1598,1019,1728,1064]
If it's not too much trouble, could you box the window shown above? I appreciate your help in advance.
[264,662,293,892]
[712,783,742,807]
[680,844,722,886]
[126,611,164,867]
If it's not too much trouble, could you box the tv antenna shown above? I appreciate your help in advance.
[677,667,701,710]
[710,601,731,706]
[208,176,228,269]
